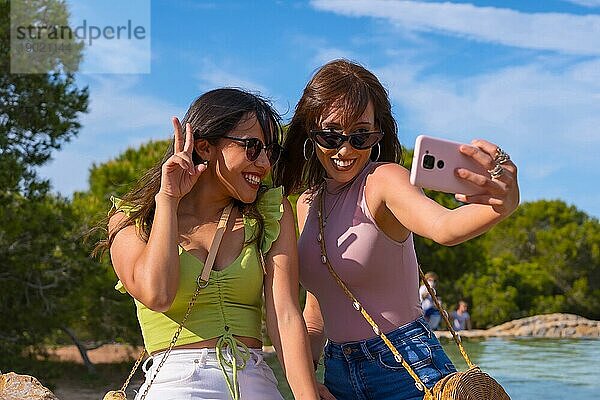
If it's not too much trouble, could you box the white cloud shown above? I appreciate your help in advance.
[311,0,600,55]
[38,75,180,195]
[81,37,151,74]
[192,58,290,117]
[373,57,600,213]
[195,59,269,94]
[80,75,178,140]
[312,47,356,65]
[563,0,600,8]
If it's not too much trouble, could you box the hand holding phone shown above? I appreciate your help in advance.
[409,135,488,195]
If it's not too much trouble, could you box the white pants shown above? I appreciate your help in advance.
[134,348,284,400]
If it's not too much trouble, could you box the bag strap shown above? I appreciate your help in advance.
[418,268,473,368]
[316,190,432,395]
[117,202,234,400]
[317,188,476,395]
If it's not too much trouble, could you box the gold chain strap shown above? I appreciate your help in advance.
[138,278,206,399]
[111,203,233,400]
[317,187,479,394]
[119,349,146,395]
[317,189,431,395]
[418,268,473,368]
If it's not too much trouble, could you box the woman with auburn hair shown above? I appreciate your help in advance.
[274,59,519,399]
[96,88,319,400]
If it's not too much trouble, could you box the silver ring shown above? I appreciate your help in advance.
[488,163,504,179]
[494,147,510,164]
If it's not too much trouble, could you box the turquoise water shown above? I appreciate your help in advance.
[442,337,600,400]
[267,337,600,399]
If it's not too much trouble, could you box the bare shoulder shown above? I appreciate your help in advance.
[366,162,414,197]
[108,211,128,236]
[108,212,142,242]
[298,189,317,206]
[296,189,317,233]
[108,211,145,267]
[370,162,410,181]
[296,189,317,215]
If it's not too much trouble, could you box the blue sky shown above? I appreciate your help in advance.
[38,0,600,218]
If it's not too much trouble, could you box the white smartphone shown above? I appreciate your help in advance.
[409,135,488,195]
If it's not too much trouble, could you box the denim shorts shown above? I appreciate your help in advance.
[134,348,283,400]
[323,317,456,400]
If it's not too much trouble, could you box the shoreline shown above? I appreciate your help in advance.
[434,313,600,339]
[41,313,600,364]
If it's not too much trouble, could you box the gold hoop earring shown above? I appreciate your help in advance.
[303,138,314,161]
[371,143,381,162]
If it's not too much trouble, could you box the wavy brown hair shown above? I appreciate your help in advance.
[273,59,402,196]
[93,88,283,257]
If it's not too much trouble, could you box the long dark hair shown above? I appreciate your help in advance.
[94,88,283,256]
[273,59,402,196]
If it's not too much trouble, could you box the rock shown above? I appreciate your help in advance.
[0,372,60,400]
[435,313,600,339]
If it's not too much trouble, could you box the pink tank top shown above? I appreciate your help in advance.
[298,162,422,342]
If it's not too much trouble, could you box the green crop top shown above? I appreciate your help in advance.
[111,187,284,354]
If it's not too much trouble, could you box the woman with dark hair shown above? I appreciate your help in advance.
[97,88,319,399]
[274,60,519,399]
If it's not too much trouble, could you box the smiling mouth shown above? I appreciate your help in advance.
[243,173,261,187]
[331,158,356,170]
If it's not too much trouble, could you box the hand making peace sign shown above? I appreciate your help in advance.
[158,117,208,199]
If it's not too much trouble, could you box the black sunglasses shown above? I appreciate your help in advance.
[310,130,384,150]
[221,135,283,165]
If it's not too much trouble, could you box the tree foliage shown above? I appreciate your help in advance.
[462,200,600,327]
[0,194,95,356]
[0,0,89,364]
[69,140,171,346]
[1,0,88,196]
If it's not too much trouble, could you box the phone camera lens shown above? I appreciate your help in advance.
[437,160,445,169]
[423,154,435,170]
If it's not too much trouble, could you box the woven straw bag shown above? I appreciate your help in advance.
[317,189,511,400]
[425,366,509,400]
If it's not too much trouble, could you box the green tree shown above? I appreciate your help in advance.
[461,200,600,327]
[70,140,171,349]
[0,194,95,356]
[1,0,87,196]
[0,0,89,366]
